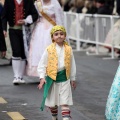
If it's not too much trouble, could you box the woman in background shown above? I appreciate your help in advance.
[26,0,64,77]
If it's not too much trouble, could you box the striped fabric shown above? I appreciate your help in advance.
[61,106,71,120]
[49,106,58,120]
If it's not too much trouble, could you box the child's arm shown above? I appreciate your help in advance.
[37,49,48,89]
[70,50,76,90]
[38,78,46,89]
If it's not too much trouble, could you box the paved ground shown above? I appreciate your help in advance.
[0,51,119,120]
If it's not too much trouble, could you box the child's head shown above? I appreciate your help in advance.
[50,25,66,44]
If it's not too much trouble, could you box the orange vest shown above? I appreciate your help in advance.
[46,43,72,80]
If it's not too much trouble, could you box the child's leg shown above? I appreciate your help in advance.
[61,105,71,120]
[49,105,58,120]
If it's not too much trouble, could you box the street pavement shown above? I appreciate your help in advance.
[0,51,119,120]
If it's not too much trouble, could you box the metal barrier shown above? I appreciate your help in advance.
[64,12,120,59]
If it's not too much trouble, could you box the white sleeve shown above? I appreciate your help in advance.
[24,15,33,24]
[37,49,48,79]
[70,51,76,81]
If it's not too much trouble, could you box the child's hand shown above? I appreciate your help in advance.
[38,78,46,89]
[71,81,76,90]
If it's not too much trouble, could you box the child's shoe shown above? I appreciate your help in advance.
[52,117,58,120]
[63,118,69,120]
[18,77,26,84]
[13,78,19,85]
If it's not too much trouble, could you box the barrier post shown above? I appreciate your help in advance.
[95,14,99,55]
[110,16,115,59]
[76,14,80,51]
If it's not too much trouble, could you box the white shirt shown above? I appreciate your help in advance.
[16,0,22,4]
[37,44,76,81]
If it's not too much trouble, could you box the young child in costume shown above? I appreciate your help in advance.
[37,25,76,120]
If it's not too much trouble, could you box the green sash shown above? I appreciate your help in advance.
[9,25,22,30]
[40,69,67,111]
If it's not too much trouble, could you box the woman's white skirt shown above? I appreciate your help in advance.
[45,79,73,107]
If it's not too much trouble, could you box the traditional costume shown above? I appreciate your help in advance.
[26,0,64,77]
[105,62,120,120]
[2,0,38,84]
[37,25,76,120]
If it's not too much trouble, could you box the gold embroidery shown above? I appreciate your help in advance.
[46,43,71,80]
[36,0,56,26]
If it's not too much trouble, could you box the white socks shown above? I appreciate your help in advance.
[61,106,70,120]
[12,58,21,79]
[52,117,57,120]
[49,106,58,120]
[63,118,69,120]
[12,58,26,79]
[19,60,26,79]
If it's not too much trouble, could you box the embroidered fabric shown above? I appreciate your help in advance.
[22,25,32,58]
[105,64,120,120]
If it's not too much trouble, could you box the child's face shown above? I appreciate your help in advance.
[52,30,66,44]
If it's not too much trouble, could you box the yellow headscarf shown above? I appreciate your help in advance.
[50,25,66,42]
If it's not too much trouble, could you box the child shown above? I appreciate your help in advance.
[37,25,76,120]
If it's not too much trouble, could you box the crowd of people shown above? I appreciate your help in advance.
[59,0,116,15]
[0,0,120,120]
[59,0,120,56]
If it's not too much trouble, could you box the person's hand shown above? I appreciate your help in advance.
[71,81,76,90]
[37,78,46,89]
[1,51,6,58]
[17,20,25,25]
[3,31,7,37]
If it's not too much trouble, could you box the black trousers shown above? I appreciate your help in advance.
[9,29,26,59]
